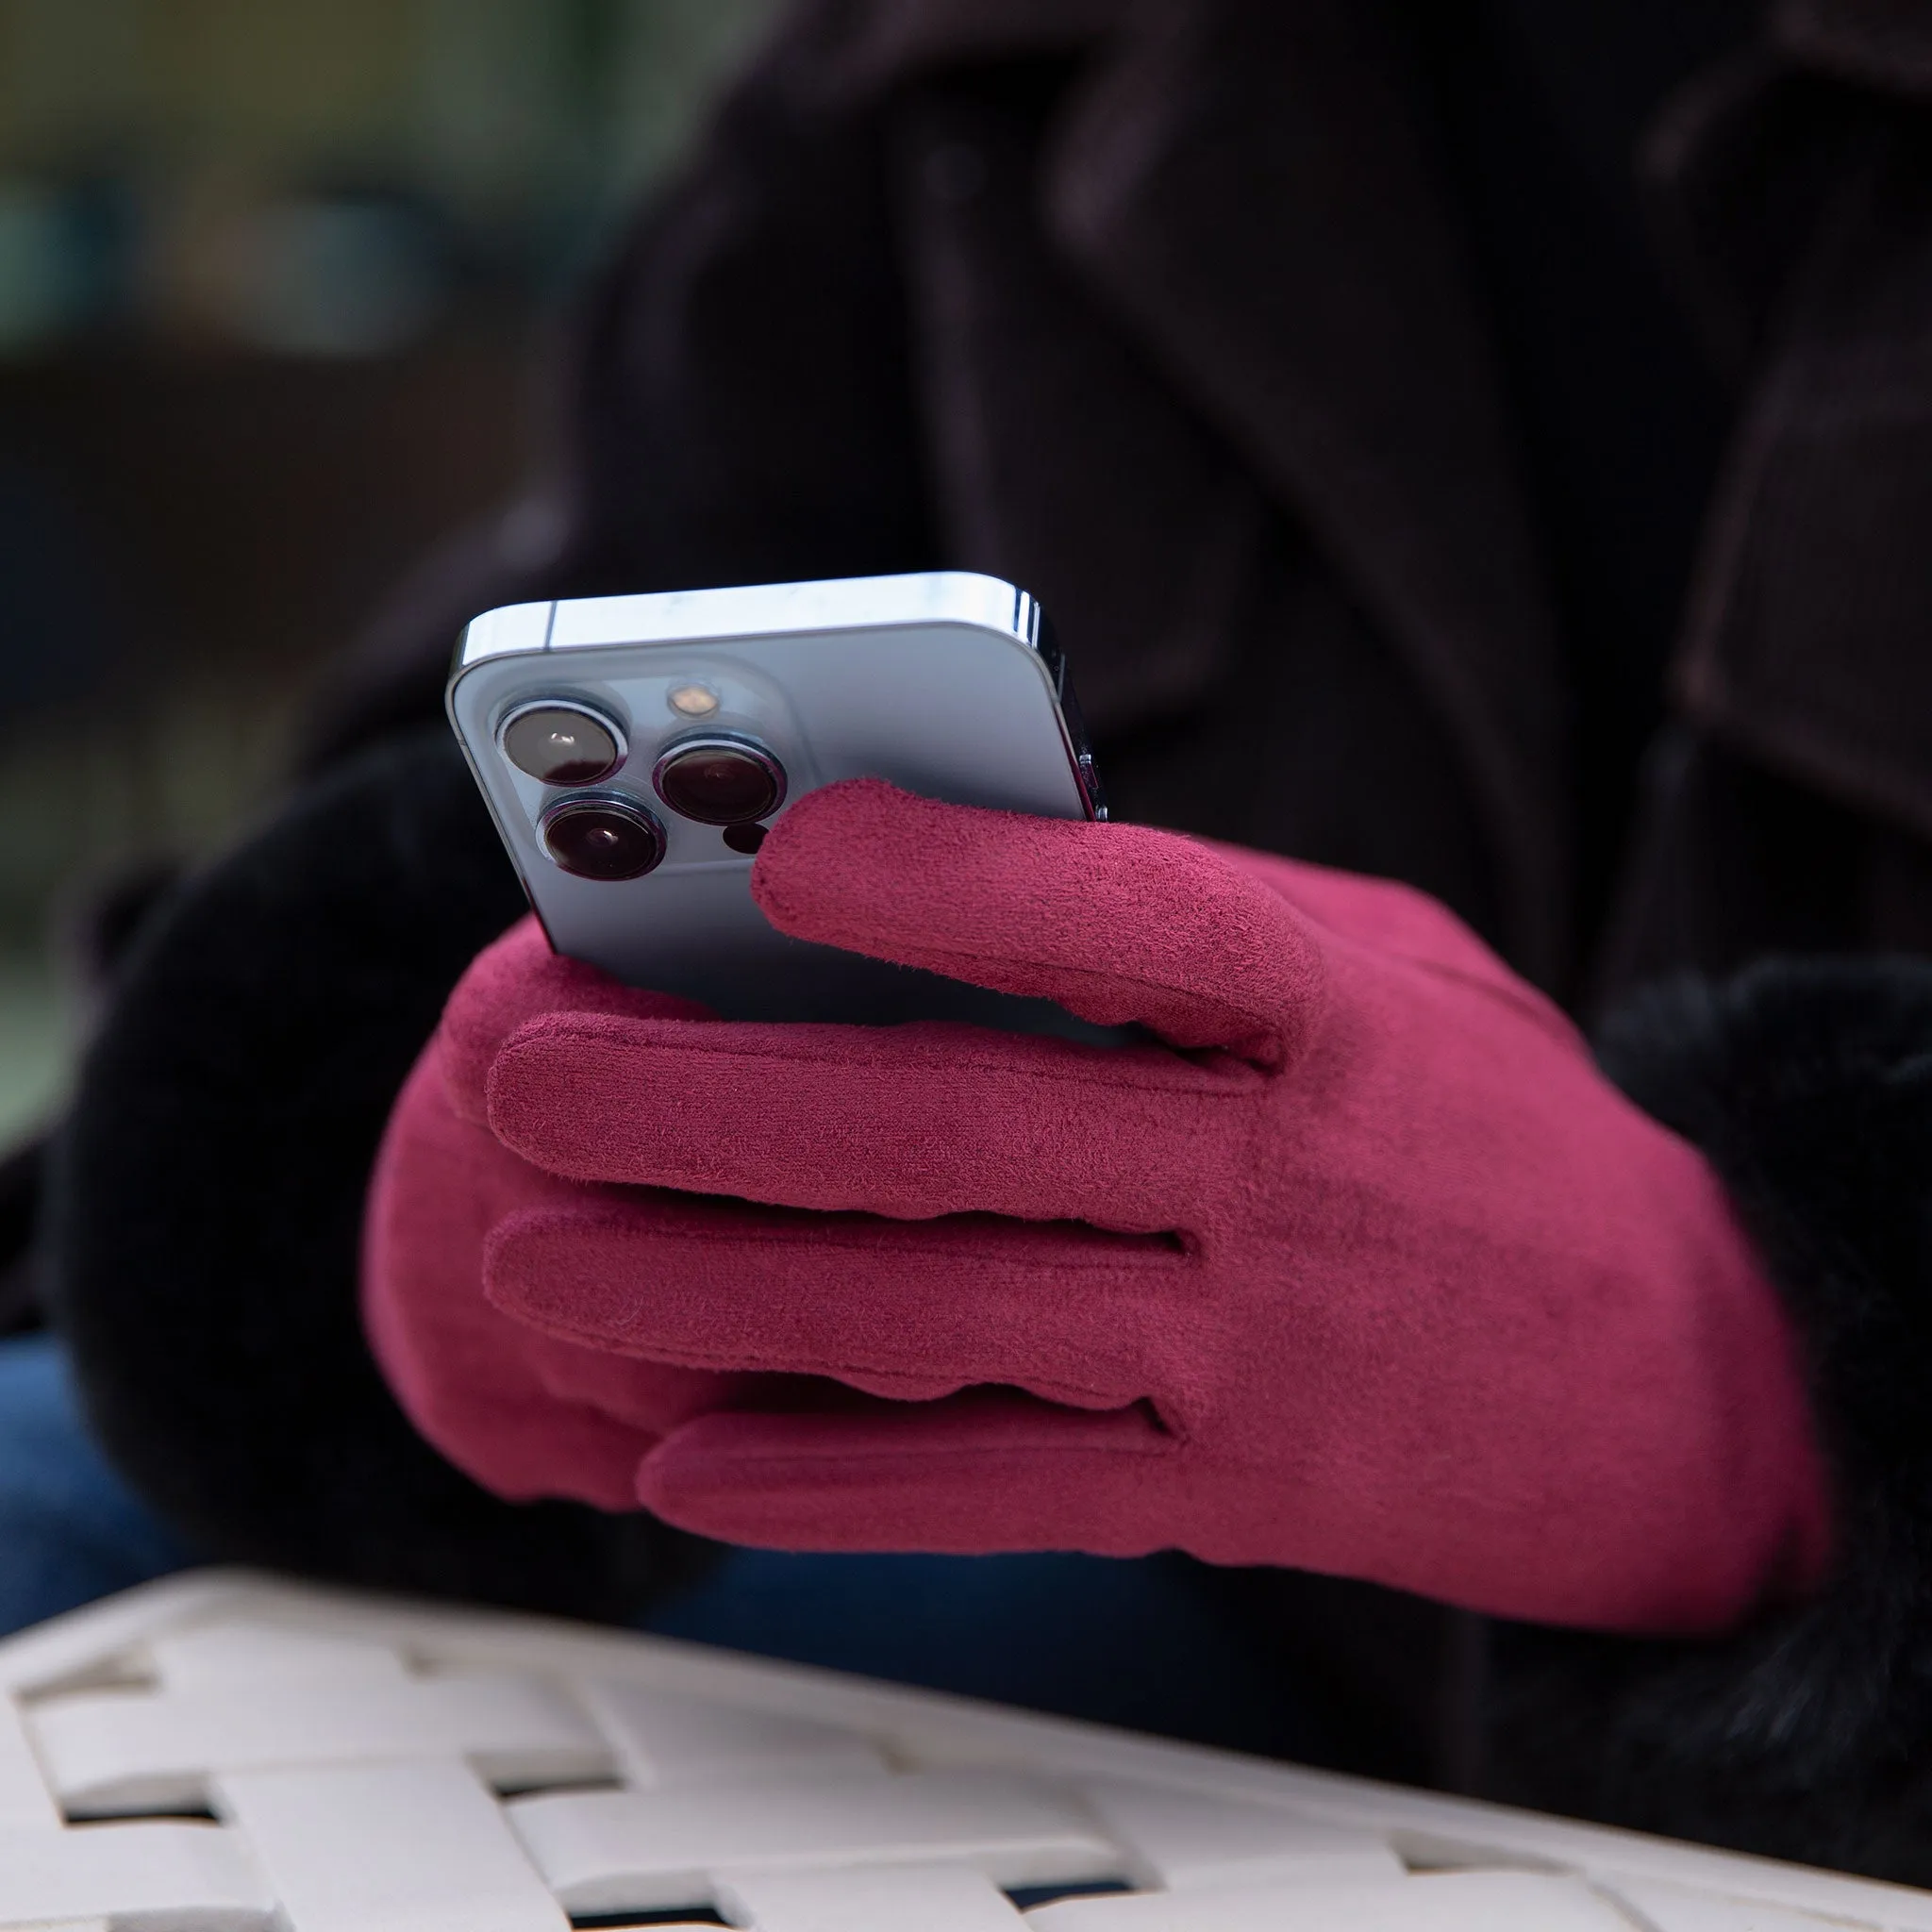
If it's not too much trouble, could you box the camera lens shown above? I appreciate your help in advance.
[539,794,665,880]
[501,702,624,786]
[653,737,785,825]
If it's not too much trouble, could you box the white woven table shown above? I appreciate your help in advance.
[0,1569,1922,1930]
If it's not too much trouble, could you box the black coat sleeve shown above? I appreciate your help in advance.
[44,731,715,1621]
[1484,956,1932,1885]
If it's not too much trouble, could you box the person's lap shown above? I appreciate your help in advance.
[0,1333,1315,1757]
[0,1331,201,1633]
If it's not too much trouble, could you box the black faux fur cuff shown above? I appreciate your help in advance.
[1485,957,1932,1883]
[45,731,715,1622]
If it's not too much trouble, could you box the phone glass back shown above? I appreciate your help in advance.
[447,572,1102,1023]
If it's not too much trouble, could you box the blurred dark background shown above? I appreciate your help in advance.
[0,0,777,1142]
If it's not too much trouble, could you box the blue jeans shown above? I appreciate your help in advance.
[0,1334,1316,1757]
[0,1333,201,1631]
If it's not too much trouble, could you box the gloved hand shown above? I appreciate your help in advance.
[364,779,1830,1633]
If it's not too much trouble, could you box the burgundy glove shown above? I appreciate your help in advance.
[364,779,1829,1633]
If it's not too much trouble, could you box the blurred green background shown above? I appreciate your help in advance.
[0,0,777,1145]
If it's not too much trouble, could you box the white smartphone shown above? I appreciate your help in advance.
[446,571,1106,1024]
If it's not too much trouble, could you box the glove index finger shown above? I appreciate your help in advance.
[753,779,1325,1069]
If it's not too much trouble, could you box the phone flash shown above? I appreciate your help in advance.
[668,683,720,718]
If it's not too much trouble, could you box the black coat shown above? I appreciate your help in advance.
[43,0,1932,1881]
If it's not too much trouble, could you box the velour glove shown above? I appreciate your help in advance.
[364,778,1830,1634]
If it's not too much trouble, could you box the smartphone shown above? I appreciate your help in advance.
[447,571,1106,1024]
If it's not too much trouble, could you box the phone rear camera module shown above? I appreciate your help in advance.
[501,702,625,786]
[653,737,786,826]
[540,794,665,881]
